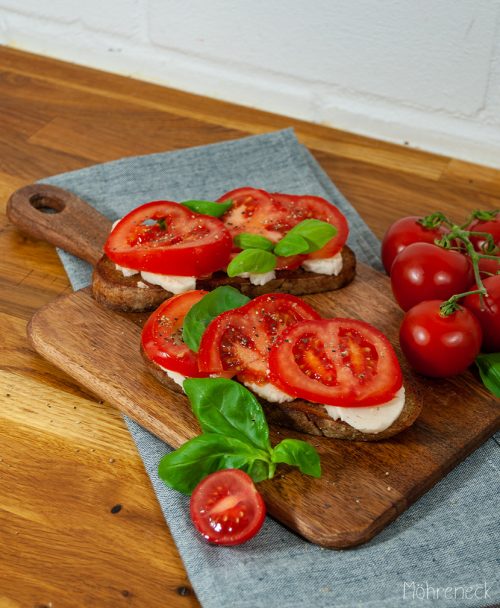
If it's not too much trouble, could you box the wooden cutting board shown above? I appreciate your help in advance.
[9,184,500,549]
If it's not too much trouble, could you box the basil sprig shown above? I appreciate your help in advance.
[475,353,500,397]
[181,199,232,217]
[182,286,250,352]
[229,219,337,275]
[158,378,322,494]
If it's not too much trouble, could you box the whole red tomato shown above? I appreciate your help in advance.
[462,275,500,352]
[399,300,482,377]
[469,217,500,252]
[390,242,473,311]
[468,217,500,276]
[381,216,445,274]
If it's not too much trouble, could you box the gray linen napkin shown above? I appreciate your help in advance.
[41,130,499,608]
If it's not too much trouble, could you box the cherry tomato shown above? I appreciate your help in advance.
[268,318,403,406]
[390,242,473,312]
[105,201,232,275]
[462,275,500,352]
[198,293,321,384]
[141,290,209,377]
[381,216,446,274]
[468,217,500,276]
[399,300,482,377]
[190,469,266,546]
[469,217,500,253]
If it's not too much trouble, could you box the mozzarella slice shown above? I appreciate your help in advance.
[115,263,139,277]
[243,381,294,403]
[301,251,343,275]
[140,271,196,294]
[323,387,405,433]
[237,270,276,286]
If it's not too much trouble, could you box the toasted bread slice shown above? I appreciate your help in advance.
[92,245,356,312]
[141,347,423,441]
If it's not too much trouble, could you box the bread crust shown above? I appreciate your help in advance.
[141,347,423,441]
[92,245,356,312]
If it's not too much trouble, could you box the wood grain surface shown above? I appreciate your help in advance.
[27,271,499,548]
[1,46,500,607]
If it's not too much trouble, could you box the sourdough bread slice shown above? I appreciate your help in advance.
[141,347,423,442]
[92,245,356,312]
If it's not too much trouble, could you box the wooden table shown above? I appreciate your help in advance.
[1,47,499,608]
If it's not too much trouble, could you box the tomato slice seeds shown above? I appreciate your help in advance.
[269,319,403,407]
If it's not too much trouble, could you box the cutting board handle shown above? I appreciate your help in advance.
[7,183,112,266]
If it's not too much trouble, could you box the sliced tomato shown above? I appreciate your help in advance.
[190,469,266,546]
[269,318,403,407]
[197,293,321,383]
[218,188,348,267]
[218,187,293,242]
[105,201,232,276]
[141,290,209,377]
[270,193,349,259]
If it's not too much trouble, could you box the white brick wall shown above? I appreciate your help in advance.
[1,0,500,167]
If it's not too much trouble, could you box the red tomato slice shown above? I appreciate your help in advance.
[269,319,403,407]
[190,469,266,546]
[141,290,209,377]
[217,188,348,267]
[105,201,232,276]
[217,187,303,270]
[218,187,292,242]
[197,293,321,384]
[270,193,349,260]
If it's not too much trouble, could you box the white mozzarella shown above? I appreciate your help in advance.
[242,381,294,403]
[323,387,405,433]
[139,271,196,294]
[301,252,343,275]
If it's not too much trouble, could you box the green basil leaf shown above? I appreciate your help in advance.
[248,459,272,483]
[158,433,263,494]
[181,199,232,217]
[182,286,250,352]
[271,438,322,478]
[274,219,337,257]
[475,353,500,398]
[234,233,274,251]
[226,249,277,277]
[184,378,272,453]
[273,233,310,257]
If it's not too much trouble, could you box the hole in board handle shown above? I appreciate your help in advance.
[29,193,66,214]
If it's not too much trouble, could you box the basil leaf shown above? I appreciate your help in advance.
[272,438,322,478]
[226,249,277,277]
[182,286,250,352]
[158,433,264,494]
[475,353,500,398]
[234,233,274,251]
[248,459,272,483]
[274,219,336,256]
[181,199,232,217]
[184,378,272,453]
[273,233,310,257]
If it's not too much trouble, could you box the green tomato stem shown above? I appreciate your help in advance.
[430,211,499,312]
[440,288,486,317]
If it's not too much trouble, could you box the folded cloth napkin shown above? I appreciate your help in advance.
[41,130,499,608]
